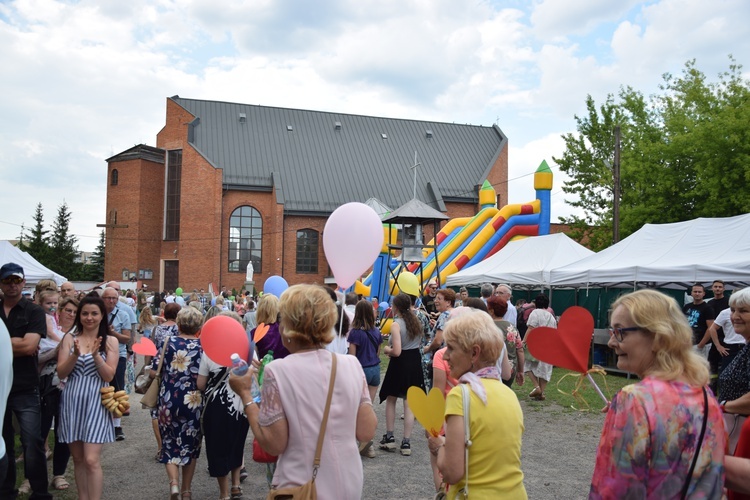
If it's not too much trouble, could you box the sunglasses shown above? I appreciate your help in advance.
[1,276,23,285]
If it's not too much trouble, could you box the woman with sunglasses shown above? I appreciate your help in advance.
[590,289,725,498]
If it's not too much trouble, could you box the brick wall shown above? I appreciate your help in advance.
[105,98,511,294]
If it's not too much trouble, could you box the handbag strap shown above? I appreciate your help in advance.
[311,352,337,480]
[154,337,169,377]
[681,386,708,499]
[458,384,471,498]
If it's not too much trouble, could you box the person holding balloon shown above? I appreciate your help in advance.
[426,308,526,499]
[229,284,377,498]
[589,289,725,498]
[197,311,251,500]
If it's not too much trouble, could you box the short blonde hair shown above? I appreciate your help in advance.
[280,285,336,347]
[442,308,502,366]
[35,279,58,296]
[730,287,750,309]
[612,289,708,386]
[256,294,280,325]
[176,306,203,336]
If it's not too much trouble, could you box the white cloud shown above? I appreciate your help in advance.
[531,0,640,38]
[0,0,745,252]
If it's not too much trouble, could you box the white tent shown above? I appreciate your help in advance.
[445,233,595,288]
[0,241,67,286]
[549,213,750,289]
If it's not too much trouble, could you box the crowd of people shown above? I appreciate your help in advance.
[2,260,750,498]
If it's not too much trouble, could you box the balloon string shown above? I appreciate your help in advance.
[338,302,345,336]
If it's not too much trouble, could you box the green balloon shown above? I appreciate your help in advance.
[175,287,183,296]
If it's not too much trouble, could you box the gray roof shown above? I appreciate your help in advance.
[382,198,450,224]
[172,97,507,215]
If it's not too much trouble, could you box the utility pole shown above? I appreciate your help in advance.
[613,126,621,244]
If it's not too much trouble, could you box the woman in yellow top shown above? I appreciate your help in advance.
[427,309,526,499]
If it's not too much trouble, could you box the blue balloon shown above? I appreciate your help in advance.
[378,301,389,311]
[263,275,289,298]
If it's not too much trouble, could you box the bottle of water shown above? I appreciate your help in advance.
[258,350,274,385]
[230,353,249,376]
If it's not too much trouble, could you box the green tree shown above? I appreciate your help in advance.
[48,201,80,278]
[20,203,51,265]
[555,57,750,250]
[83,230,106,282]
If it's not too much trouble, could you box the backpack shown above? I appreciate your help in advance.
[517,305,534,338]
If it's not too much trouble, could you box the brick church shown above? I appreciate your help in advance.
[104,96,509,293]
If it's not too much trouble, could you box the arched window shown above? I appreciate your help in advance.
[296,229,319,274]
[111,169,119,186]
[228,206,262,273]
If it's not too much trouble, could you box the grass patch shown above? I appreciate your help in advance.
[13,432,78,500]
[512,368,637,412]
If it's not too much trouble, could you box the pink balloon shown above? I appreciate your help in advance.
[200,316,249,367]
[323,203,384,289]
[132,337,157,356]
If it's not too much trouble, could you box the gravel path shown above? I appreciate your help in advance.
[92,360,603,500]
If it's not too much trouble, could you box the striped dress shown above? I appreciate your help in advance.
[59,353,115,443]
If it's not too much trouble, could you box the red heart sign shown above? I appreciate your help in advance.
[525,306,594,374]
[132,337,157,356]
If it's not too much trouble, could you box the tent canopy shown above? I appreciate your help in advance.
[549,213,750,289]
[445,233,594,288]
[0,241,67,286]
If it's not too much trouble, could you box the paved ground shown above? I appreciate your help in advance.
[44,357,606,499]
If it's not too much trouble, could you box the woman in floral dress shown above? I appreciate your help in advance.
[150,306,204,500]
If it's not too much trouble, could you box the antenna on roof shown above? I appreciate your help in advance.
[410,151,422,200]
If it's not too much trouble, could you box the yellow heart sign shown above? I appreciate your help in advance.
[407,387,446,437]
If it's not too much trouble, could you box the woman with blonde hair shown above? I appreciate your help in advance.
[151,306,204,499]
[427,309,526,498]
[590,289,725,498]
[229,284,377,498]
[251,294,289,359]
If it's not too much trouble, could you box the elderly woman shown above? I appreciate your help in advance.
[230,284,377,498]
[427,309,526,499]
[147,303,180,457]
[486,295,525,387]
[590,289,725,498]
[719,287,750,496]
[151,306,204,500]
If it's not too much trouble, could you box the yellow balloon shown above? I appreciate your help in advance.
[396,272,420,296]
[379,317,393,335]
[407,387,446,437]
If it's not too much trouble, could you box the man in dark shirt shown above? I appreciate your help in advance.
[682,283,716,348]
[0,263,52,499]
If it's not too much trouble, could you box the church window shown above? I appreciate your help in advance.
[229,206,262,273]
[296,229,319,274]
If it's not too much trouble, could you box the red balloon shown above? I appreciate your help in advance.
[132,337,157,356]
[525,306,594,374]
[200,316,249,367]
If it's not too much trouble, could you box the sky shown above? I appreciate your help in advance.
[1,0,748,252]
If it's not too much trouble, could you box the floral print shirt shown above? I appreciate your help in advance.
[590,377,725,499]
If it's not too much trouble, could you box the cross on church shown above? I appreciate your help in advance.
[410,151,422,200]
[96,210,128,230]
[96,210,128,265]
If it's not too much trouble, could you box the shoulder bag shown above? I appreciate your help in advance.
[680,387,708,500]
[266,353,338,500]
[438,384,472,500]
[140,339,169,409]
